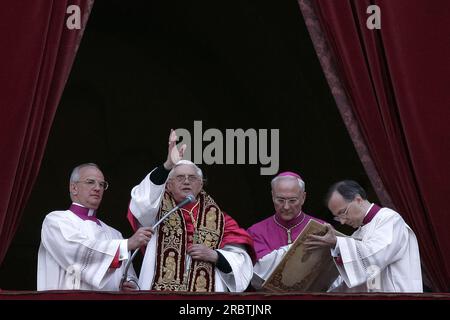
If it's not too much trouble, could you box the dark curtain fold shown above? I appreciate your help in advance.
[298,0,450,291]
[0,0,94,265]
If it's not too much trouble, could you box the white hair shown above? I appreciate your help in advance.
[271,175,305,191]
[168,160,203,179]
[70,163,100,182]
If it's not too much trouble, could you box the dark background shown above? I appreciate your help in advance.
[0,0,375,290]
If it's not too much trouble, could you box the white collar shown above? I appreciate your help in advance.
[364,203,374,217]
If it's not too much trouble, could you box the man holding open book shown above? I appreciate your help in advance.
[305,180,422,292]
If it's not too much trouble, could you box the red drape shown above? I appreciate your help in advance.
[0,0,94,265]
[298,0,450,291]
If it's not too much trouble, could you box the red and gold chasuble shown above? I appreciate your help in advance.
[151,191,225,292]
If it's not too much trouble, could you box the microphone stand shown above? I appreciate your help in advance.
[119,195,195,289]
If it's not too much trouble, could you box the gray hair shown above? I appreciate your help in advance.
[325,180,367,204]
[70,163,101,182]
[271,175,305,192]
[168,160,203,179]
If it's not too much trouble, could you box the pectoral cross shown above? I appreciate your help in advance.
[287,229,292,244]
[273,213,306,246]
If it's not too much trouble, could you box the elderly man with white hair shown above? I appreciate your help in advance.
[127,130,255,292]
[247,171,324,288]
[37,163,152,291]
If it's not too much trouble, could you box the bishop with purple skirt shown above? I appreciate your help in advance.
[247,171,324,288]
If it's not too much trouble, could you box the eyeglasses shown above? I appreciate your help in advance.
[333,201,353,222]
[273,197,300,206]
[173,174,200,183]
[75,178,109,190]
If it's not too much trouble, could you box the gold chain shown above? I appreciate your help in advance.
[181,201,200,243]
[273,212,306,244]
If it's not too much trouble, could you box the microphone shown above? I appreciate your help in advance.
[153,194,195,229]
[120,194,196,289]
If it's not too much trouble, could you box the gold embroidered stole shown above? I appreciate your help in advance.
[151,191,225,291]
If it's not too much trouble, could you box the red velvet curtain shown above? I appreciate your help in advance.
[0,0,94,265]
[298,0,450,291]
